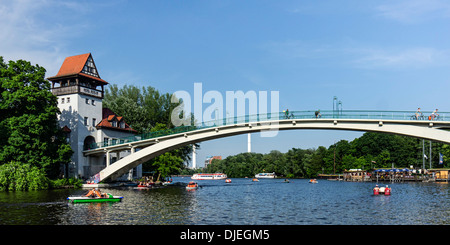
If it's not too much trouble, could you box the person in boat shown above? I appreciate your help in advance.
[85,188,102,198]
[187,182,198,189]
[373,184,380,195]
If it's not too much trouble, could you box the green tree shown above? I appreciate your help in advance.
[104,85,197,178]
[285,148,306,178]
[375,149,392,168]
[0,161,49,191]
[141,123,192,180]
[306,146,327,177]
[0,57,72,179]
[103,84,180,133]
[352,132,417,168]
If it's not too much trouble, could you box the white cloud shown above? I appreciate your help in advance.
[351,47,450,69]
[375,0,450,23]
[261,40,450,70]
[0,0,91,76]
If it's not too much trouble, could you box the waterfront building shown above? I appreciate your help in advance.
[428,168,450,182]
[343,169,369,182]
[47,53,141,180]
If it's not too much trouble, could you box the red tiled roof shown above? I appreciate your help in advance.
[56,53,90,77]
[96,108,137,133]
[46,53,108,84]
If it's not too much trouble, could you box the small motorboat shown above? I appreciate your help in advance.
[67,193,123,203]
[186,181,199,190]
[283,179,290,183]
[309,179,318,184]
[252,178,259,182]
[225,179,232,183]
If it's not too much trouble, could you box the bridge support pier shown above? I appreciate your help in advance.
[192,144,197,169]
[248,133,251,152]
[128,147,136,180]
[106,151,111,167]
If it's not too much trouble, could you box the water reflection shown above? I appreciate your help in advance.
[0,178,448,225]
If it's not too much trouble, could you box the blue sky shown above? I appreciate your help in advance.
[2,0,450,167]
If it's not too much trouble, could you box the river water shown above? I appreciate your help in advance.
[0,177,448,225]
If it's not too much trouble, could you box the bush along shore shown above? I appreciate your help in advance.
[0,161,82,191]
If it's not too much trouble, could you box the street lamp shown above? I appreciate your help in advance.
[333,96,337,117]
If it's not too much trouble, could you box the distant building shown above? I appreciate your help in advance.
[47,53,141,180]
[343,169,369,182]
[204,156,222,167]
[428,168,450,182]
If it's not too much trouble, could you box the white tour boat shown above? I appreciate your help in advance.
[254,172,276,179]
[191,173,227,180]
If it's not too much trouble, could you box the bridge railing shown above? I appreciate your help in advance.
[84,110,449,151]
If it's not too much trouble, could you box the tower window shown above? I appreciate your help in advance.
[67,97,70,103]
[92,99,95,106]
[84,117,88,126]
[92,118,96,127]
[85,98,89,104]
[61,98,65,104]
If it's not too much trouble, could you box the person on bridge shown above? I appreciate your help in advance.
[415,108,422,120]
[431,109,439,120]
[315,110,321,118]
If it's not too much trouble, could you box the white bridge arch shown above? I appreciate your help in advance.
[84,110,450,182]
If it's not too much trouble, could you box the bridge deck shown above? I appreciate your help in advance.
[84,110,450,156]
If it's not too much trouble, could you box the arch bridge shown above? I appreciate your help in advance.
[83,110,450,182]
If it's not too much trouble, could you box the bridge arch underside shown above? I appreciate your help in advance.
[98,119,450,181]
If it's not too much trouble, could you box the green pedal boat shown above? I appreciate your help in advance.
[67,193,123,203]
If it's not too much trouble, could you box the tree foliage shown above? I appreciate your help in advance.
[103,84,177,133]
[103,85,196,178]
[0,57,72,179]
[205,132,450,178]
[0,161,49,191]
